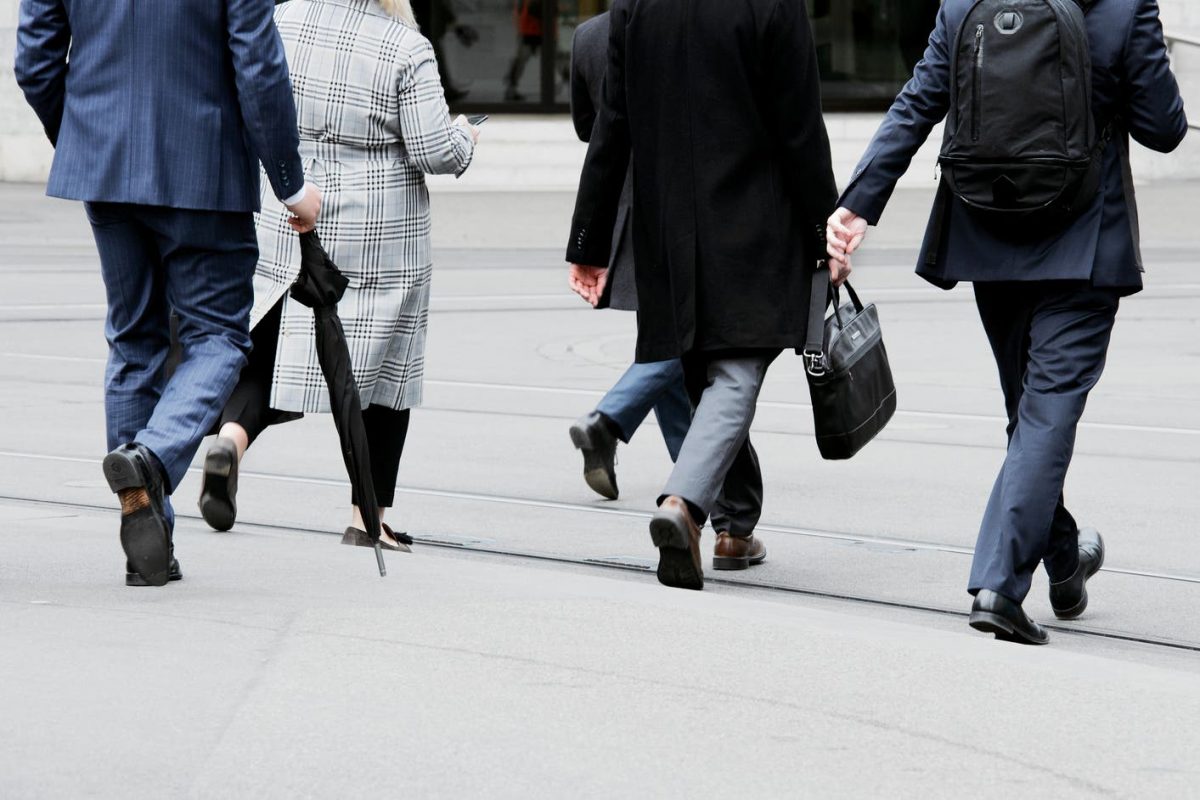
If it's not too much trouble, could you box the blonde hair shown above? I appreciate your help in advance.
[378,0,417,27]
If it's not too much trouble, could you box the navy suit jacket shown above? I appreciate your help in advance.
[840,0,1187,292]
[15,0,304,213]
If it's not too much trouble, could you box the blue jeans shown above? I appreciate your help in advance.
[595,359,691,460]
[87,202,258,526]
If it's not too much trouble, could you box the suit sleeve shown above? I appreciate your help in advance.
[14,0,71,146]
[1120,0,1187,153]
[570,26,597,143]
[763,0,838,227]
[565,1,631,267]
[226,0,305,202]
[838,3,953,224]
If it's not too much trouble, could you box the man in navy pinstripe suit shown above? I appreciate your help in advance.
[15,0,321,587]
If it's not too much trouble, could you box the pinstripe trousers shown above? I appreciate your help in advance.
[86,203,258,517]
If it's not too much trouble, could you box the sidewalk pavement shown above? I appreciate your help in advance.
[3,499,1198,798]
[2,179,1200,797]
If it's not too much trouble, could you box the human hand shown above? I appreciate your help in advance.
[454,115,480,144]
[568,264,608,307]
[286,183,322,233]
[826,207,868,288]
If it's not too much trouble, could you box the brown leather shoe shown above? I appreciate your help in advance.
[648,496,703,590]
[713,531,766,571]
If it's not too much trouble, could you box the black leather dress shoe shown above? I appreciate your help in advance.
[1049,528,1105,620]
[198,436,239,532]
[969,590,1049,645]
[127,557,182,587]
[568,412,620,500]
[103,443,172,587]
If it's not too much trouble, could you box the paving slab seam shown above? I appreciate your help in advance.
[2,455,1199,585]
[1,362,1196,437]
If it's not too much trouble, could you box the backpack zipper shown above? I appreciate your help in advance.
[971,24,984,142]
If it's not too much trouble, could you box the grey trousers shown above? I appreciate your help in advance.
[661,351,779,536]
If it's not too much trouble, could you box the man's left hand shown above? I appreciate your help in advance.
[569,264,609,307]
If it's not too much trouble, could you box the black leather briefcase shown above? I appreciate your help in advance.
[802,270,897,460]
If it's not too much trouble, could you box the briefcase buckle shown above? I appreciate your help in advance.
[803,349,827,377]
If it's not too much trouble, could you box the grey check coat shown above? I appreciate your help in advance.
[251,0,474,414]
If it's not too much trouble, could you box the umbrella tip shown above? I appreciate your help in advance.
[375,542,387,577]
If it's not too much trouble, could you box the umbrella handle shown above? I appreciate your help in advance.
[374,541,387,577]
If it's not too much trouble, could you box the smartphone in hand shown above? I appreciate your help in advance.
[466,114,489,126]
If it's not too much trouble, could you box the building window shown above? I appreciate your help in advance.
[411,0,941,113]
[809,0,942,110]
[414,0,598,111]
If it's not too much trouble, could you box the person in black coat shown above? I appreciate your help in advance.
[567,0,840,591]
[565,12,692,503]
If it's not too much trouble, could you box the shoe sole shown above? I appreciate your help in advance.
[1052,533,1105,620]
[198,446,237,532]
[103,451,171,587]
[712,552,767,571]
[127,566,183,587]
[649,513,702,591]
[1052,591,1088,621]
[569,424,618,500]
[968,610,1048,645]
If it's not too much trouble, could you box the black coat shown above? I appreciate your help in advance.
[571,13,637,311]
[566,0,838,362]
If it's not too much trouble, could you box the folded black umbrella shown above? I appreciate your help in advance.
[292,231,390,576]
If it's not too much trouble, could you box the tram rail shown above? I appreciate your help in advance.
[3,490,1198,654]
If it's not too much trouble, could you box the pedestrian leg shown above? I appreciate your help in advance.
[137,208,257,493]
[349,406,412,551]
[596,358,688,444]
[968,284,1119,603]
[649,360,692,461]
[661,352,776,524]
[87,203,170,460]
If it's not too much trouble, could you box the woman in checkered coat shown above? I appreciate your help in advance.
[198,0,477,550]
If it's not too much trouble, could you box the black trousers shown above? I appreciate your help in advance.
[969,281,1120,602]
[218,300,411,508]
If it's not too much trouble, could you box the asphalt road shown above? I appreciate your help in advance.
[1,181,1198,797]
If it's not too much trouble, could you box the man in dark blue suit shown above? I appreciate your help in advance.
[16,0,320,587]
[827,0,1186,643]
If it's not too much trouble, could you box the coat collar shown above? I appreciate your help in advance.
[312,0,415,27]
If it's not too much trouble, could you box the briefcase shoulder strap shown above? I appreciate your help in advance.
[804,264,831,376]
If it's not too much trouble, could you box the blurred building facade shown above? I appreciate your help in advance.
[2,0,1198,184]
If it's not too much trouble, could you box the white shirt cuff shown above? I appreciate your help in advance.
[281,182,308,207]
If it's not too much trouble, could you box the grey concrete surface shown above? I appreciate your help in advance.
[2,181,1199,797]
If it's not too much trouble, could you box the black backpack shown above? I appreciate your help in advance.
[939,0,1109,224]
